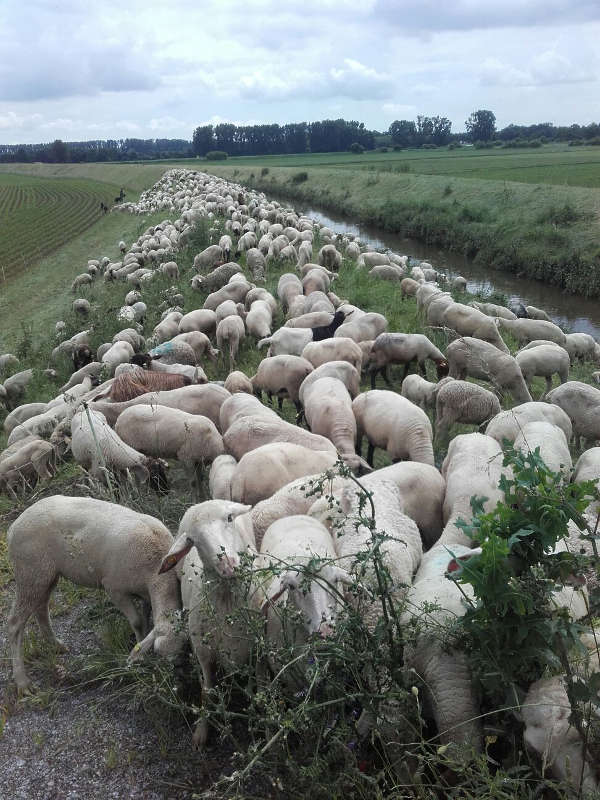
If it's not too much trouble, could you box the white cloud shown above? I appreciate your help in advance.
[481,50,598,87]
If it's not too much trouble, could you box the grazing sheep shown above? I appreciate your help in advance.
[4,403,49,435]
[216,316,245,369]
[246,248,266,281]
[298,361,361,403]
[218,234,232,260]
[257,327,313,357]
[400,374,439,410]
[0,353,19,375]
[159,261,179,280]
[209,454,237,500]
[496,317,566,347]
[230,443,337,505]
[71,273,93,292]
[8,496,185,691]
[223,371,253,394]
[148,340,197,367]
[170,332,219,364]
[311,310,351,342]
[485,402,572,446]
[286,311,334,329]
[451,275,467,291]
[277,273,303,312]
[194,244,223,272]
[318,244,342,271]
[235,231,257,257]
[223,416,336,462]
[2,369,34,409]
[368,332,448,388]
[513,421,572,480]
[71,408,168,491]
[334,312,387,343]
[470,301,516,320]
[369,264,404,281]
[0,438,55,498]
[525,305,551,321]
[357,251,390,270]
[107,369,191,402]
[219,393,279,433]
[251,355,313,411]
[446,337,532,404]
[515,344,570,397]
[73,298,90,316]
[191,262,242,292]
[178,309,218,336]
[563,332,599,363]
[435,380,501,438]
[546,381,600,448]
[443,303,508,352]
[301,337,362,373]
[353,390,434,466]
[203,280,253,311]
[101,341,135,376]
[158,500,257,748]
[400,277,421,299]
[246,299,272,339]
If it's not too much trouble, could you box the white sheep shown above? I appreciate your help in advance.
[301,337,362,373]
[435,379,501,438]
[546,381,600,448]
[8,496,185,691]
[216,316,245,369]
[298,361,361,403]
[101,340,135,376]
[513,421,572,480]
[400,374,439,410]
[0,438,55,498]
[515,344,570,397]
[251,355,313,412]
[209,454,237,500]
[257,327,312,357]
[223,370,253,394]
[485,401,572,445]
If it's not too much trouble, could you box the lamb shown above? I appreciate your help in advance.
[298,361,361,403]
[8,496,185,691]
[546,381,600,448]
[400,374,439,410]
[90,384,230,429]
[368,332,448,388]
[2,369,34,408]
[401,544,481,750]
[73,298,90,316]
[442,303,508,352]
[435,379,501,439]
[0,438,55,498]
[230,443,337,505]
[251,355,313,412]
[301,337,362,372]
[71,407,168,491]
[246,299,272,339]
[209,454,237,500]
[485,402,573,445]
[115,404,224,486]
[216,315,245,369]
[223,371,253,394]
[71,273,93,292]
[106,368,191,402]
[302,377,368,471]
[513,421,572,480]
[158,500,257,747]
[353,390,435,466]
[334,312,387,343]
[178,309,218,336]
[193,244,224,271]
[223,416,336,461]
[446,337,532,404]
[515,344,570,397]
[257,327,313,357]
[496,317,567,347]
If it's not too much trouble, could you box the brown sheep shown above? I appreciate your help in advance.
[108,369,191,402]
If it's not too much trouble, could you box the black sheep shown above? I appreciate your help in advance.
[311,310,351,342]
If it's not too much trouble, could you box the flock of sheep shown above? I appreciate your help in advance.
[1,168,599,791]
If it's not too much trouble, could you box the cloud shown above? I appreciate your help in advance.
[481,51,597,87]
[382,103,418,118]
[0,110,42,130]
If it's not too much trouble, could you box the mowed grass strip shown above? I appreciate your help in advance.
[0,173,118,281]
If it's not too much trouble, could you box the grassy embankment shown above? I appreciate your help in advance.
[210,163,600,296]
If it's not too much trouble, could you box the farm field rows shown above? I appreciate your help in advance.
[0,173,119,282]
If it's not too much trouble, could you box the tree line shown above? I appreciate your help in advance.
[0,138,193,164]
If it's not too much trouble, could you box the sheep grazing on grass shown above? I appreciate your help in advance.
[310,310,350,342]
[368,333,448,388]
[435,379,501,439]
[107,368,191,402]
[0,438,55,498]
[8,496,185,691]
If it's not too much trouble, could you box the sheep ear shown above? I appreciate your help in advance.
[230,504,251,518]
[158,533,193,574]
[127,629,156,665]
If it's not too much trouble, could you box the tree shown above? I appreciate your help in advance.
[48,139,68,163]
[465,109,496,142]
[349,142,365,153]
[192,125,214,156]
[431,116,452,145]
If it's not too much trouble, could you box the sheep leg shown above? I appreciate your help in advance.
[277,396,283,411]
[34,600,66,652]
[266,390,273,405]
[381,365,391,386]
[402,362,411,380]
[418,360,427,377]
[106,590,148,641]
[367,442,375,467]
[193,655,217,749]
[193,463,205,503]
[544,376,553,397]
[8,597,35,690]
[294,401,303,418]
[369,369,378,390]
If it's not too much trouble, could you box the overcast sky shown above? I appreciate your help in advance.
[1,0,599,144]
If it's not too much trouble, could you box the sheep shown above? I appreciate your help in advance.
[251,355,313,412]
[119,240,127,253]
[277,273,303,312]
[301,337,362,373]
[435,379,501,439]
[401,544,481,751]
[72,343,94,371]
[357,251,390,270]
[169,332,219,364]
[246,248,267,281]
[139,357,204,384]
[525,305,551,321]
[216,316,245,369]
[0,438,55,498]
[191,262,242,292]
[334,312,387,343]
[113,327,145,353]
[235,231,257,257]
[298,263,336,280]
[298,361,361,404]
[426,294,455,326]
[296,239,313,268]
[107,368,191,402]
[496,317,567,347]
[4,402,49,435]
[209,454,237,500]
[115,404,224,490]
[193,244,223,271]
[400,277,421,299]
[451,275,467,291]
[0,353,19,375]
[353,390,434,466]
[563,332,599,363]
[203,280,253,311]
[368,332,448,388]
[310,310,352,342]
[219,234,232,260]
[513,421,572,480]
[71,407,168,491]
[73,298,90,316]
[2,369,34,409]
[470,301,516,320]
[8,496,185,691]
[159,261,179,280]
[446,337,532,404]
[178,309,217,336]
[369,264,404,282]
[90,384,230,429]
[514,344,570,397]
[223,371,253,394]
[485,402,573,446]
[286,311,334,329]
[257,327,313,357]
[215,299,241,324]
[318,244,342,271]
[245,287,277,314]
[302,377,368,472]
[101,340,135,376]
[157,500,257,747]
[219,393,279,433]
[345,241,360,259]
[443,303,508,352]
[230,443,337,505]
[303,268,332,296]
[246,299,272,339]
[71,273,93,292]
[303,290,334,314]
[546,381,600,448]
[400,374,439,410]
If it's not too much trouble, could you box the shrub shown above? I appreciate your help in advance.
[349,142,365,154]
[260,167,269,176]
[447,142,461,150]
[392,145,402,151]
[291,171,309,184]
[421,143,437,149]
[537,203,591,227]
[205,150,228,160]
[394,162,410,173]
[378,146,388,153]
[442,183,453,197]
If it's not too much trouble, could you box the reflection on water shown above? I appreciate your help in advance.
[287,200,600,339]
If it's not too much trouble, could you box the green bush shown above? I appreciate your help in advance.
[260,166,269,176]
[291,170,309,184]
[349,142,365,154]
[205,150,228,160]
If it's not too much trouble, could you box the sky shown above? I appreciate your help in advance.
[1,0,599,145]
